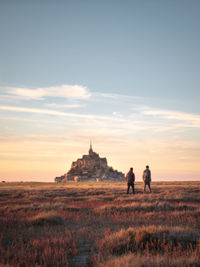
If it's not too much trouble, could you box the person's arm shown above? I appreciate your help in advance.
[142,171,146,181]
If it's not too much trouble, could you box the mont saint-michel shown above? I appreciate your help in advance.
[55,143,125,182]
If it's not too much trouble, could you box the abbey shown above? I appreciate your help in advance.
[55,143,124,182]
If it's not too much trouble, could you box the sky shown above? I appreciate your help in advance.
[0,0,200,181]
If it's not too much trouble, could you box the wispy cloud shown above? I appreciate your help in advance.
[45,103,85,109]
[93,92,145,101]
[0,116,42,123]
[5,84,91,100]
[141,108,200,128]
[0,105,126,122]
[0,94,24,102]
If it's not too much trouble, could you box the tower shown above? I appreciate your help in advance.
[89,140,93,155]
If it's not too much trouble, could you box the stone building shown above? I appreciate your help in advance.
[55,142,124,182]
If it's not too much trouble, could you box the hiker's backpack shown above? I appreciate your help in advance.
[127,172,135,183]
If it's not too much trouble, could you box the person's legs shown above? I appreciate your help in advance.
[144,183,146,192]
[148,182,151,192]
[127,183,130,194]
[131,183,135,194]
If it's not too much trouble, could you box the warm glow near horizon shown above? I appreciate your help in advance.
[1,137,200,182]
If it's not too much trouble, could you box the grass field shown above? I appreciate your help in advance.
[0,181,199,266]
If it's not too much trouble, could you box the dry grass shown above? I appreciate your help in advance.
[97,252,200,267]
[98,225,199,256]
[0,181,199,266]
[29,211,64,226]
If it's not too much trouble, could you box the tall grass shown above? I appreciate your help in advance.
[0,182,199,266]
[98,225,199,256]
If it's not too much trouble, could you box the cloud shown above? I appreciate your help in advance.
[0,116,42,123]
[141,108,200,128]
[0,94,24,102]
[45,103,84,108]
[0,105,126,122]
[7,84,91,100]
[93,92,145,101]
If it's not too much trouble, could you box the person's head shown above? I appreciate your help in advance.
[130,167,133,172]
[146,165,149,169]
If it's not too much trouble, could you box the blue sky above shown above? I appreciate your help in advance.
[0,0,200,181]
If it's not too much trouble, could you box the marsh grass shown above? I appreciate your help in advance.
[29,211,64,226]
[98,225,199,256]
[94,202,198,216]
[0,181,199,266]
[97,251,200,267]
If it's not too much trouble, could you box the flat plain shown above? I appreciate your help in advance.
[0,181,199,267]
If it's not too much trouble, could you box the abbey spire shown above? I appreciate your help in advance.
[89,140,93,155]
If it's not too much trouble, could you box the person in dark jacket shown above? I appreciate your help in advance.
[125,167,135,194]
[143,165,151,193]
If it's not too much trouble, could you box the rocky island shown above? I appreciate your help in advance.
[55,143,124,182]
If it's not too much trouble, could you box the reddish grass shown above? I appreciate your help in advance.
[0,181,199,266]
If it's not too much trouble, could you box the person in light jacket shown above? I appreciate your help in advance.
[143,165,151,193]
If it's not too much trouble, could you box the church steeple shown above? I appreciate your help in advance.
[89,140,93,155]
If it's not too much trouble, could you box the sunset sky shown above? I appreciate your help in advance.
[0,0,200,181]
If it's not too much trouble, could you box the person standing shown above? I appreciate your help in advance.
[143,165,151,193]
[126,167,135,194]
